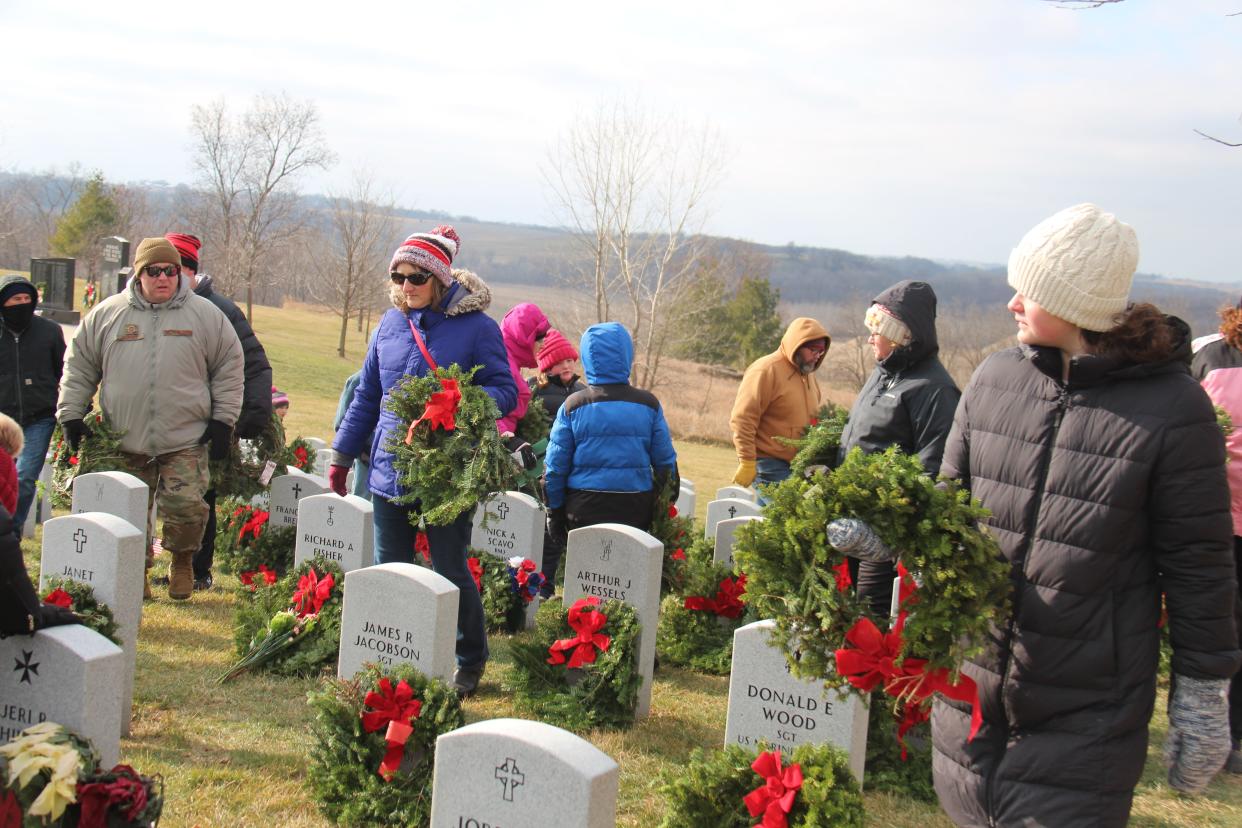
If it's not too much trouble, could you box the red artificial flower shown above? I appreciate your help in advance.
[833,560,852,592]
[467,557,483,593]
[294,445,309,470]
[259,564,278,586]
[415,532,431,564]
[232,504,250,518]
[0,789,21,828]
[291,568,335,617]
[670,548,686,561]
[239,570,256,588]
[743,750,803,828]
[76,765,148,827]
[42,587,74,609]
[684,574,747,619]
[361,678,423,781]
[547,597,611,668]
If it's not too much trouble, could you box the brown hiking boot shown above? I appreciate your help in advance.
[169,551,194,600]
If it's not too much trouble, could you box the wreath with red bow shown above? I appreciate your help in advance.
[507,597,643,732]
[307,663,464,827]
[40,577,121,646]
[657,554,751,675]
[227,559,345,679]
[213,497,296,580]
[48,413,127,509]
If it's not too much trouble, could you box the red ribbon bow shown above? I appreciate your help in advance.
[547,597,611,668]
[406,378,462,442]
[291,568,335,618]
[238,509,269,542]
[361,678,423,781]
[468,557,484,593]
[293,445,309,470]
[743,750,803,828]
[43,588,73,609]
[833,559,852,592]
[895,560,917,610]
[76,765,148,828]
[684,574,747,619]
[415,532,431,564]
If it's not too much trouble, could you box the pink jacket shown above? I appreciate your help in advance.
[496,303,550,435]
[1192,336,1242,535]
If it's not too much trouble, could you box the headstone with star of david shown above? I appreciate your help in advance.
[70,471,149,537]
[704,498,763,540]
[0,625,125,766]
[469,491,545,570]
[715,484,756,503]
[269,470,330,528]
[336,562,459,682]
[430,718,619,828]
[713,515,764,569]
[293,493,373,574]
[562,523,663,718]
[39,512,145,736]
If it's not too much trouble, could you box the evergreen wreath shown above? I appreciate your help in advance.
[48,413,127,509]
[213,499,296,578]
[776,402,850,478]
[507,597,642,732]
[226,559,345,679]
[658,743,863,828]
[657,556,750,675]
[307,663,464,828]
[41,577,121,646]
[862,690,936,804]
[210,413,291,500]
[648,479,697,596]
[385,365,518,526]
[513,388,552,447]
[286,436,314,473]
[732,447,1010,697]
[472,552,542,634]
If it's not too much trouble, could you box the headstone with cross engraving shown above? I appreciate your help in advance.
[674,485,696,523]
[714,515,764,569]
[269,470,330,528]
[70,471,149,538]
[336,562,459,682]
[725,619,869,783]
[469,491,545,569]
[715,485,756,503]
[39,512,145,736]
[293,493,373,573]
[430,718,619,828]
[704,498,763,540]
[562,523,663,718]
[0,625,125,766]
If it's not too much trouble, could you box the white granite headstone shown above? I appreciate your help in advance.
[674,485,696,521]
[704,498,763,540]
[303,436,328,452]
[294,493,373,573]
[314,448,334,476]
[563,523,663,718]
[269,471,330,528]
[714,515,764,569]
[725,619,869,783]
[70,471,149,537]
[0,625,125,767]
[680,478,695,492]
[337,563,459,682]
[40,513,144,736]
[470,491,545,569]
[715,485,756,503]
[431,718,619,828]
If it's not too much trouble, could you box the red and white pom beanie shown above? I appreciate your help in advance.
[389,225,461,287]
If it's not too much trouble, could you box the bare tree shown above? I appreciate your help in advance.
[937,301,1018,387]
[544,99,726,388]
[819,294,875,393]
[306,171,397,357]
[189,92,335,318]
[17,164,84,259]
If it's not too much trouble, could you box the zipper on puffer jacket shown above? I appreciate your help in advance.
[984,385,1069,826]
[11,330,22,424]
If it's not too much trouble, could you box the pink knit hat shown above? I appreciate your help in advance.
[538,329,579,374]
[389,225,461,287]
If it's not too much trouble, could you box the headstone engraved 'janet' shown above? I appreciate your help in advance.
[336,562,459,683]
[294,493,373,573]
[725,619,869,784]
[713,515,764,569]
[0,625,125,767]
[715,484,756,503]
[39,512,145,736]
[469,491,545,569]
[269,471,330,528]
[704,497,763,540]
[563,523,663,718]
[430,718,619,828]
[71,471,149,539]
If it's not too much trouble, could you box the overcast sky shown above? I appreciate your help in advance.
[3,0,1240,282]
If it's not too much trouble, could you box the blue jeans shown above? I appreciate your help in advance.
[754,456,792,507]
[14,416,55,533]
[371,496,487,669]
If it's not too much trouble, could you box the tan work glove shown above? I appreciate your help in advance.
[732,460,756,487]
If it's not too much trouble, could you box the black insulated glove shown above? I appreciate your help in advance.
[200,419,234,461]
[505,435,537,471]
[62,419,92,452]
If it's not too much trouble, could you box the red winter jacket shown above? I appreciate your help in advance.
[0,448,16,516]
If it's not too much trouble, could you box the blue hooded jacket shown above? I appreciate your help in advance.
[332,271,517,501]
[542,322,677,509]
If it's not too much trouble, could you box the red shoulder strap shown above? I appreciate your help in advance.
[407,316,438,371]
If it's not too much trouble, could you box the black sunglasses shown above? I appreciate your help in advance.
[390,271,434,286]
[142,264,181,279]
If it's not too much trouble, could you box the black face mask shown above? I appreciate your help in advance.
[1,302,35,333]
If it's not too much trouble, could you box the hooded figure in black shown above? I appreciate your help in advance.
[837,280,960,616]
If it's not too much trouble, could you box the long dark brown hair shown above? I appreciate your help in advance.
[1080,303,1177,363]
[1219,305,1242,350]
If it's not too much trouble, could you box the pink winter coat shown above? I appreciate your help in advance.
[496,303,550,435]
[1191,336,1242,535]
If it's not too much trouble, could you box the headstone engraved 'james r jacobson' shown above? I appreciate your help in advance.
[269,471,330,528]
[704,497,763,540]
[469,491,545,569]
[715,484,756,503]
[71,471,149,538]
[430,718,619,828]
[563,523,663,719]
[337,563,459,683]
[725,619,869,784]
[40,512,144,736]
[713,515,764,569]
[0,625,125,767]
[294,493,373,573]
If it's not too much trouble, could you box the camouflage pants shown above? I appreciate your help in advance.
[120,446,210,561]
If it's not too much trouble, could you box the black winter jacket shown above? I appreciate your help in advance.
[1,314,65,427]
[932,338,1240,828]
[529,373,587,418]
[194,275,273,439]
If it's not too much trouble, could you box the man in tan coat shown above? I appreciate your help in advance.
[729,317,830,495]
[58,237,243,600]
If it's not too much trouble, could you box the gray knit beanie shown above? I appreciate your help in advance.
[1007,203,1139,332]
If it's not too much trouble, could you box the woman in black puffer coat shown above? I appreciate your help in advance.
[932,204,1240,827]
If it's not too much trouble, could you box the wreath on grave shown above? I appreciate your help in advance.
[48,413,128,510]
[220,559,345,681]
[507,597,642,732]
[469,552,544,634]
[659,743,863,828]
[648,480,697,596]
[41,577,121,647]
[386,365,518,527]
[0,722,163,828]
[286,436,314,473]
[306,663,464,828]
[213,499,296,579]
[732,447,1011,750]
[209,413,291,500]
[776,402,850,479]
[656,555,750,675]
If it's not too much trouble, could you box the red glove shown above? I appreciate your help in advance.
[328,464,350,496]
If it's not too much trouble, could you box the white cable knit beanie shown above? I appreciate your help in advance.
[1007,203,1139,332]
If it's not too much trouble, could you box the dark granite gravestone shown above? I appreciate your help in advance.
[29,257,78,323]
[98,236,130,300]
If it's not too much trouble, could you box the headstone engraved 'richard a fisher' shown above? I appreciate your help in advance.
[725,619,869,784]
[270,471,330,528]
[0,625,124,767]
[704,497,763,540]
[563,523,663,719]
[294,493,373,573]
[713,515,764,569]
[40,512,145,736]
[430,718,619,828]
[336,563,459,683]
[469,491,545,569]
[71,471,149,538]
